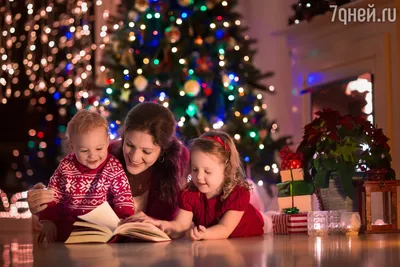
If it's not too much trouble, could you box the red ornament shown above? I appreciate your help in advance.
[88,96,97,105]
[204,87,212,96]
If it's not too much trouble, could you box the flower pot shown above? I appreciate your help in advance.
[366,169,388,181]
[318,173,357,212]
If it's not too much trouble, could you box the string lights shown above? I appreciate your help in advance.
[0,0,95,184]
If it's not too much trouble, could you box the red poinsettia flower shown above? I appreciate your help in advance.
[354,116,374,135]
[354,115,367,126]
[328,131,339,141]
[373,128,390,150]
[315,108,341,130]
[339,115,354,130]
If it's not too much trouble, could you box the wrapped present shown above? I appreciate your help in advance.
[280,168,304,182]
[278,194,318,212]
[277,181,314,197]
[272,213,307,234]
[279,145,303,170]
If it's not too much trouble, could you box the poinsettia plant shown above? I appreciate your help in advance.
[297,109,394,200]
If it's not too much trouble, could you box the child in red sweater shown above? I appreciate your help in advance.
[38,110,134,243]
[148,131,266,240]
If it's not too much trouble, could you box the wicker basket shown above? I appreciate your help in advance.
[318,173,357,212]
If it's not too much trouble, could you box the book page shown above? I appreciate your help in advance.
[115,222,171,241]
[78,202,120,232]
[73,221,113,236]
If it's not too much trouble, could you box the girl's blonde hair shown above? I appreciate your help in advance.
[187,131,251,201]
[66,109,108,141]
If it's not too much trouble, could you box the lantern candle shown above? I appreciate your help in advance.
[340,212,361,235]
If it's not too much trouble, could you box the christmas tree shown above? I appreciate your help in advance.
[0,1,95,194]
[98,0,290,183]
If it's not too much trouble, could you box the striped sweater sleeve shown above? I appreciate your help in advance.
[38,162,65,222]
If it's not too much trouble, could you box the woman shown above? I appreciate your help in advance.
[27,102,189,222]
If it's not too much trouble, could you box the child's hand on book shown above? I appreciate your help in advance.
[38,221,57,243]
[189,225,207,241]
[119,211,153,225]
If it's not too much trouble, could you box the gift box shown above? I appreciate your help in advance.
[280,168,304,182]
[278,195,318,213]
[272,213,308,235]
[277,181,314,197]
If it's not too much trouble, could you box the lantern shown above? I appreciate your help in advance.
[356,180,400,233]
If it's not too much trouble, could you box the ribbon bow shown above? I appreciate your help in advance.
[283,207,299,214]
[202,136,230,151]
[279,145,303,161]
[279,145,303,170]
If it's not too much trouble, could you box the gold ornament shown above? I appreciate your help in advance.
[134,75,148,92]
[165,26,181,43]
[112,40,120,52]
[227,37,237,49]
[120,89,131,102]
[134,0,149,13]
[128,10,138,21]
[206,0,222,9]
[178,0,193,7]
[222,74,230,85]
[184,80,201,97]
[120,49,135,67]
[194,36,203,45]
[205,36,215,44]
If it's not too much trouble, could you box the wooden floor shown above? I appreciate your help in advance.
[1,219,400,266]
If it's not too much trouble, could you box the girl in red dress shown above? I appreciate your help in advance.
[149,131,266,240]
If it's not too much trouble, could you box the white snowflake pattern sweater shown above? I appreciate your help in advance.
[39,153,135,225]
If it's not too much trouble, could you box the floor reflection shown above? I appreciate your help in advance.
[1,223,400,267]
[2,242,34,266]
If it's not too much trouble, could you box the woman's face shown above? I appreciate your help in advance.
[123,130,162,175]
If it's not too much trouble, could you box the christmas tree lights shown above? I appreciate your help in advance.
[0,0,95,192]
[98,0,290,183]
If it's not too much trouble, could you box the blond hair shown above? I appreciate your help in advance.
[187,131,251,201]
[66,109,108,141]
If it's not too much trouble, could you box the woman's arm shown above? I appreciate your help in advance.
[190,210,244,240]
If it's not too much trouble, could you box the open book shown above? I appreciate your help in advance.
[64,202,171,244]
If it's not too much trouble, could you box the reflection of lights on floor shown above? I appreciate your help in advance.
[314,237,322,264]
[2,242,34,266]
[346,78,373,123]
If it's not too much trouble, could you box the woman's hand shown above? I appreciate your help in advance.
[27,183,54,214]
[38,221,57,243]
[118,211,153,225]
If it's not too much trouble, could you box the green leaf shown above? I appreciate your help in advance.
[314,158,320,171]
[314,170,329,188]
[323,158,336,171]
[336,164,355,200]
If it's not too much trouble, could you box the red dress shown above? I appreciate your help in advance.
[179,185,264,238]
